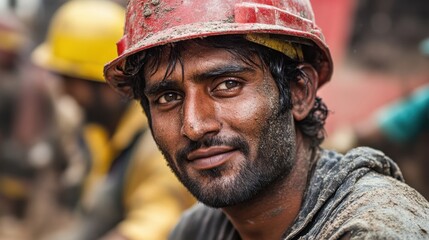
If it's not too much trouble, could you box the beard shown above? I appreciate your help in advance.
[158,107,296,208]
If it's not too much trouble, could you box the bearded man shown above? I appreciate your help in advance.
[104,1,429,239]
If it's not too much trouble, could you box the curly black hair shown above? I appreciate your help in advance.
[124,35,329,147]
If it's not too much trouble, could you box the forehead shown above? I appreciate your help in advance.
[142,38,263,78]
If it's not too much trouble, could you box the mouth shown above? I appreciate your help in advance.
[187,146,238,170]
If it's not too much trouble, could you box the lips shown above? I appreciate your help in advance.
[187,146,237,170]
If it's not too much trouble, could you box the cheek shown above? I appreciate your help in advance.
[151,113,182,151]
[65,82,93,107]
[230,97,265,125]
[224,94,277,141]
[233,80,279,129]
[227,81,280,147]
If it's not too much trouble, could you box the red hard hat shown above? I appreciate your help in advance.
[104,0,333,98]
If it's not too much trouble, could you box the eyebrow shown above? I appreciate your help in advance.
[145,80,180,96]
[145,64,257,96]
[194,64,256,82]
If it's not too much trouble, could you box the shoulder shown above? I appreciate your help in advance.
[320,172,429,239]
[169,203,236,240]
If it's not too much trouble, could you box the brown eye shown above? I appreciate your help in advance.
[216,80,240,90]
[158,92,182,104]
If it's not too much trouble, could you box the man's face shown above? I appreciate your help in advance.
[143,42,297,208]
[62,76,126,124]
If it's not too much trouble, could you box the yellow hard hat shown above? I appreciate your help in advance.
[31,0,125,82]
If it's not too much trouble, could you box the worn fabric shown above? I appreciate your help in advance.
[170,147,429,240]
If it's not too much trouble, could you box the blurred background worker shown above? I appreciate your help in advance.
[0,9,32,236]
[30,0,194,239]
[0,8,69,240]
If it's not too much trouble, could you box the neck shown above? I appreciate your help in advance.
[222,132,315,240]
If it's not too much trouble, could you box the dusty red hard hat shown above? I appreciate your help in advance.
[104,0,333,98]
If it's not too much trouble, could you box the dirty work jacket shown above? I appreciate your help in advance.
[169,147,429,239]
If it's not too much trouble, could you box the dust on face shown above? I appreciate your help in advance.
[144,42,297,208]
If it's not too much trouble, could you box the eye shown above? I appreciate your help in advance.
[157,92,182,104]
[215,80,241,91]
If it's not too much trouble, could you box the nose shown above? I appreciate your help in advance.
[180,92,221,141]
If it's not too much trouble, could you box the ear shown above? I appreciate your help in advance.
[291,63,318,121]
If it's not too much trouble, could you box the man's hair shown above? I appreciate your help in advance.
[124,35,328,147]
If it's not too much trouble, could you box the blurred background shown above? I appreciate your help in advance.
[314,0,429,201]
[0,0,428,239]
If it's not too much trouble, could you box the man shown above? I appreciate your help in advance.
[31,1,194,239]
[104,0,429,239]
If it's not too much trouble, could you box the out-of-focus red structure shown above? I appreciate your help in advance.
[312,0,429,134]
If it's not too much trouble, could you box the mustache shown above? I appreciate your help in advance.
[176,136,250,162]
